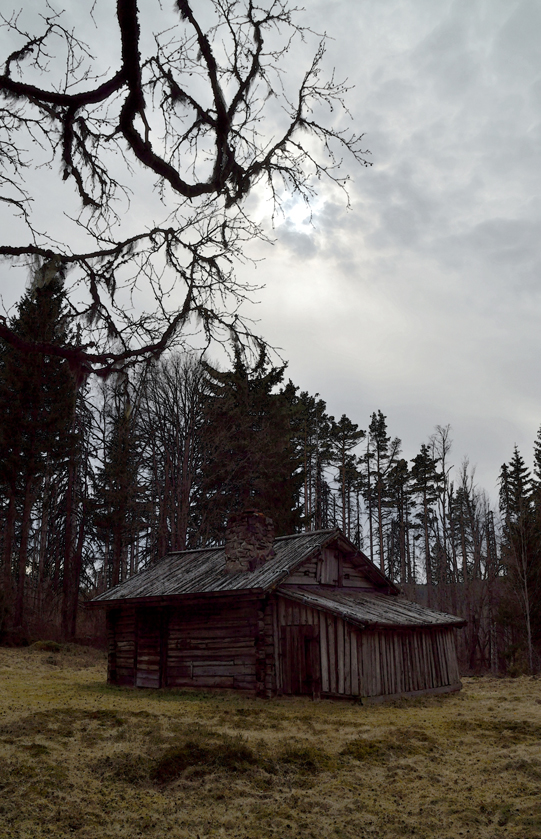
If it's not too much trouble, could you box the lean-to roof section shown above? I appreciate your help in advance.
[279,587,467,629]
[91,529,359,604]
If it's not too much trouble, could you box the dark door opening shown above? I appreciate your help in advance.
[281,624,321,698]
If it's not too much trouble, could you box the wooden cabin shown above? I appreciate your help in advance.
[89,511,466,701]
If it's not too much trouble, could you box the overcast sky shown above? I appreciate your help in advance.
[233,0,541,498]
[1,0,540,500]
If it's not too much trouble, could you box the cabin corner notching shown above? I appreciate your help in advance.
[91,526,466,701]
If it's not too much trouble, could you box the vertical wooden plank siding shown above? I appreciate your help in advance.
[391,634,399,694]
[327,615,337,694]
[350,631,359,695]
[320,611,330,693]
[420,632,429,688]
[395,634,403,693]
[363,632,372,696]
[446,628,460,684]
[410,630,420,691]
[109,592,461,700]
[387,635,395,695]
[384,634,392,694]
[435,631,445,685]
[337,618,345,694]
[323,626,460,699]
[374,632,382,696]
[404,632,414,693]
[359,631,368,695]
[344,622,351,695]
[428,632,437,686]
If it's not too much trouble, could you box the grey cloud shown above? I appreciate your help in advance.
[276,222,319,259]
[493,0,541,79]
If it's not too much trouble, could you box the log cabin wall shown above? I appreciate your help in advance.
[166,597,261,692]
[107,596,268,693]
[107,606,136,686]
[275,595,461,699]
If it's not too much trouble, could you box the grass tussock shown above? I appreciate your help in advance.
[152,734,259,782]
[92,732,336,787]
[341,725,438,762]
[2,646,541,838]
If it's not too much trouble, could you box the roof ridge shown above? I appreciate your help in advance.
[273,528,337,542]
[164,528,338,555]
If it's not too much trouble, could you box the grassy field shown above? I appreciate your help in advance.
[1,646,541,839]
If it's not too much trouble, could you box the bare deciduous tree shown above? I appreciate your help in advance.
[0,0,370,376]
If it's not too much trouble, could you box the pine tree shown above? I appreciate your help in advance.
[61,386,96,639]
[410,443,442,607]
[329,415,365,538]
[386,457,411,584]
[293,392,334,530]
[362,411,401,572]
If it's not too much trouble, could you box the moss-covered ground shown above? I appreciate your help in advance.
[1,645,541,838]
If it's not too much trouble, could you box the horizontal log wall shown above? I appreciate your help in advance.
[107,606,136,686]
[107,595,461,699]
[263,597,277,696]
[135,608,163,688]
[166,598,260,692]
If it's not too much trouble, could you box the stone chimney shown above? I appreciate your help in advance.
[224,510,275,573]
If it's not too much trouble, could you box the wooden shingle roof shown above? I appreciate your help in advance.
[90,529,465,629]
[279,587,466,629]
[90,529,395,605]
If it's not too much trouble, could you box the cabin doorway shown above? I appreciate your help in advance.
[135,608,167,688]
[281,624,321,698]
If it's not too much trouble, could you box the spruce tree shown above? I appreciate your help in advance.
[200,345,302,538]
[0,278,77,628]
[499,447,539,671]
[93,380,145,587]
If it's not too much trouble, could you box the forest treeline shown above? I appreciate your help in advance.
[1,281,541,673]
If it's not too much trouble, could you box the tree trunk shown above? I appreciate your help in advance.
[2,488,16,598]
[61,450,76,639]
[14,477,33,628]
[423,494,432,608]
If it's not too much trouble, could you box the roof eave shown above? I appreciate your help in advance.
[85,587,267,609]
[277,587,467,630]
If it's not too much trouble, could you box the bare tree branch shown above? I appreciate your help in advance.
[0,0,370,376]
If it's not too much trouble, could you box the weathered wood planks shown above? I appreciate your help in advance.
[274,592,461,700]
[103,525,464,702]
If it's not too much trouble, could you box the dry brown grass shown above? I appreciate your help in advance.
[1,645,541,838]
